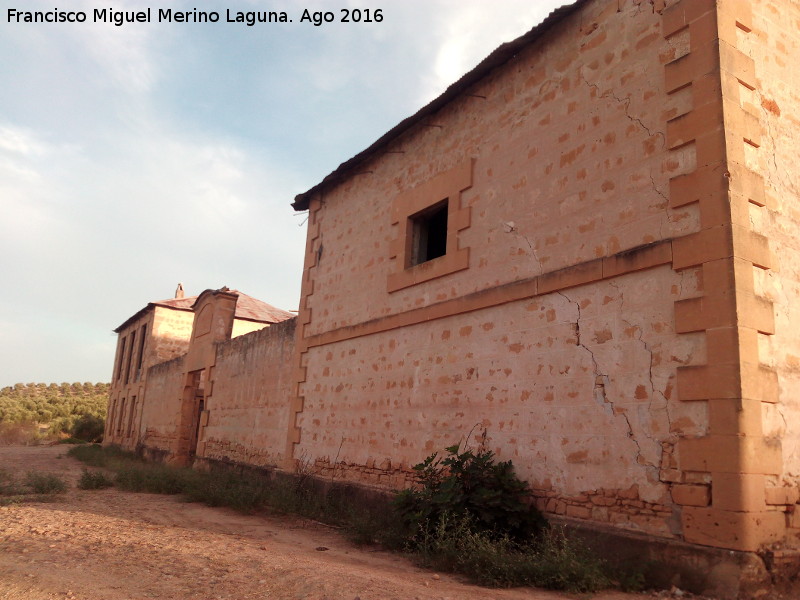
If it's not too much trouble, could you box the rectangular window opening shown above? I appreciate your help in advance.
[115,336,127,382]
[135,324,147,381]
[116,398,126,435]
[124,331,136,385]
[126,396,137,437]
[409,199,448,267]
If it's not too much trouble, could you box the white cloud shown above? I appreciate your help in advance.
[0,0,566,386]
[418,1,562,103]
[0,124,73,245]
[64,0,164,95]
[0,124,49,157]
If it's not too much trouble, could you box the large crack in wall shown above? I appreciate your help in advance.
[580,72,673,242]
[555,288,661,478]
[580,73,666,148]
[610,280,672,473]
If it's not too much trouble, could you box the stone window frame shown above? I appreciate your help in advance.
[387,159,473,293]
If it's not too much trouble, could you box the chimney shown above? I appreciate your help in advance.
[175,282,185,299]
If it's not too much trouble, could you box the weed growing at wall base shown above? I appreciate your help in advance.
[394,440,546,543]
[67,443,133,467]
[413,513,610,591]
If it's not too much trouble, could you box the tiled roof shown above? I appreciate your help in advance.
[114,289,294,332]
[292,0,586,211]
[227,290,295,324]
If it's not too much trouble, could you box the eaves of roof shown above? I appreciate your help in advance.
[292,0,586,212]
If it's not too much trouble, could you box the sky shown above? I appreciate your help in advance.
[0,0,567,387]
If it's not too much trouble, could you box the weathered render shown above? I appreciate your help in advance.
[109,0,800,595]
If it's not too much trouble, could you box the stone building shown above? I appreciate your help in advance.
[105,286,294,462]
[109,0,800,594]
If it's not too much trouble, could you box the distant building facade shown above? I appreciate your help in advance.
[105,286,294,465]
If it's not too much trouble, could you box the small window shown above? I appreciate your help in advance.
[409,199,448,267]
[387,159,473,293]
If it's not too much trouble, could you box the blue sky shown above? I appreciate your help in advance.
[0,0,566,387]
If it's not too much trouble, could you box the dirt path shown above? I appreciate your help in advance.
[0,445,657,600]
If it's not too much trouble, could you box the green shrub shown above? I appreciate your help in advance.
[394,440,545,544]
[25,471,67,494]
[70,414,105,443]
[0,469,24,496]
[77,469,114,490]
[392,438,613,592]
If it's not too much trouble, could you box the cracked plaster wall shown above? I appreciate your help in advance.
[293,0,711,539]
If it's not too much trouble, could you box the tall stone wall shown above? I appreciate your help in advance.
[197,319,296,468]
[289,0,707,541]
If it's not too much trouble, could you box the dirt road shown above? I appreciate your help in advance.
[0,445,655,600]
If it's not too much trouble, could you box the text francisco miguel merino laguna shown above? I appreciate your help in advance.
[5,8,376,27]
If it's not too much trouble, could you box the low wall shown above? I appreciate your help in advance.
[139,355,186,457]
[198,319,296,468]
